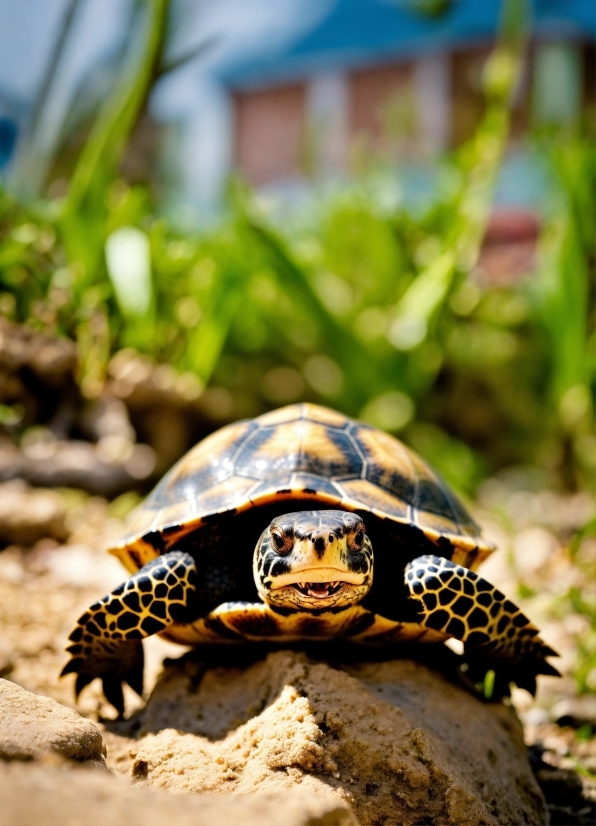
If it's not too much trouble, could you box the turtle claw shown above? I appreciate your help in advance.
[464,648,561,699]
[98,653,144,716]
[124,664,144,697]
[75,672,94,699]
[514,656,561,695]
[101,678,125,716]
[60,657,84,676]
[61,640,144,713]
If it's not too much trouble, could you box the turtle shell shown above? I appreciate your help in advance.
[110,404,493,574]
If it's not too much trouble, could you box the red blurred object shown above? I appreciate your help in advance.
[483,208,541,244]
[478,208,541,284]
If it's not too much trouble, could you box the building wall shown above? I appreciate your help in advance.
[349,62,413,155]
[230,39,593,189]
[232,54,451,183]
[234,83,307,186]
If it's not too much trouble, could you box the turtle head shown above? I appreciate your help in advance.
[253,510,373,610]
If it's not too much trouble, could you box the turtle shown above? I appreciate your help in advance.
[62,403,559,713]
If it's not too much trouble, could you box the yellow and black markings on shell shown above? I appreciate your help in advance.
[110,403,493,578]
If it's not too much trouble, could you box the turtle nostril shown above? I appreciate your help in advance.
[328,535,334,543]
[314,536,326,554]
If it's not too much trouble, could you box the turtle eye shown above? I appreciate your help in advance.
[271,529,292,555]
[351,528,365,550]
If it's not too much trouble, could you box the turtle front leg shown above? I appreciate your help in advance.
[61,550,197,713]
[405,554,560,695]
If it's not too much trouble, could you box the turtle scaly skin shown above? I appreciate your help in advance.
[62,404,559,713]
[62,552,197,712]
[404,555,558,694]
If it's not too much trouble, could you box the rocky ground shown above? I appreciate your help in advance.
[0,483,594,824]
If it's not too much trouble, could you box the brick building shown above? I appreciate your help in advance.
[219,0,595,190]
[1,0,594,218]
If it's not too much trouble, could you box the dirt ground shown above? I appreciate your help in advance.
[0,487,594,824]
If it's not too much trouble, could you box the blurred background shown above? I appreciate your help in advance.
[0,0,594,811]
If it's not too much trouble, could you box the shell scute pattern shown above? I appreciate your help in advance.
[111,403,492,565]
[256,404,347,428]
[247,474,293,498]
[355,426,420,506]
[358,425,469,534]
[233,420,361,481]
[289,474,343,498]
[339,478,410,520]
[153,420,257,507]
[255,406,303,426]
[188,476,256,514]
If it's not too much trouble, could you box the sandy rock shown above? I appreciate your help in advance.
[0,480,67,546]
[0,762,355,826]
[102,650,548,826]
[0,679,105,763]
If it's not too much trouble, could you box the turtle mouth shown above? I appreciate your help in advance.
[292,581,343,599]
[270,567,364,589]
